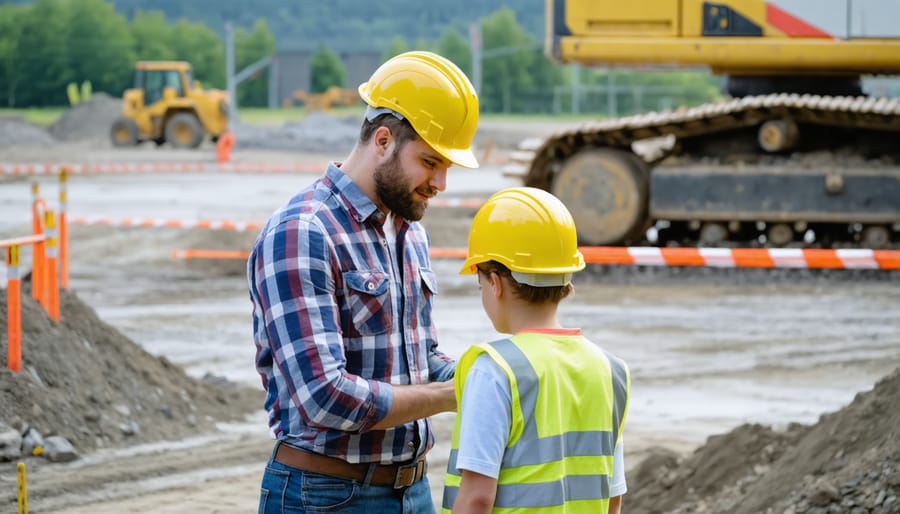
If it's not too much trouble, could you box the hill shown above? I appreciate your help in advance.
[109,0,544,51]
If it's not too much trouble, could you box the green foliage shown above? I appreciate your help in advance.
[0,0,723,113]
[130,10,176,61]
[109,0,544,53]
[433,28,472,78]
[382,36,409,62]
[479,8,539,113]
[0,4,25,107]
[171,19,225,89]
[309,46,345,93]
[65,0,134,96]
[235,19,275,107]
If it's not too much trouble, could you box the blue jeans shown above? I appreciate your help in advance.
[257,451,435,514]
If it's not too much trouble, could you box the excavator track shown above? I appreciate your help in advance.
[506,94,900,249]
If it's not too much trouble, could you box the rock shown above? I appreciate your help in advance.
[21,427,45,456]
[120,420,141,436]
[0,424,23,462]
[43,436,78,463]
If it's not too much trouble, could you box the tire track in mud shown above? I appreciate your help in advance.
[2,433,271,512]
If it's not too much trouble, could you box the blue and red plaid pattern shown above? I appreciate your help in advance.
[248,163,455,464]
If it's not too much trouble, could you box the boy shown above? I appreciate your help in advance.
[442,187,630,514]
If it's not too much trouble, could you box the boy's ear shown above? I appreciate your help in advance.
[489,271,504,298]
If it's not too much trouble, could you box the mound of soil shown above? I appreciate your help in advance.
[48,93,122,142]
[0,283,259,456]
[628,368,900,514]
[0,117,57,147]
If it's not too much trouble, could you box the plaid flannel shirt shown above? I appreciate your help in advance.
[248,163,455,464]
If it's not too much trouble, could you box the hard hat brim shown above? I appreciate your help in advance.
[439,146,479,169]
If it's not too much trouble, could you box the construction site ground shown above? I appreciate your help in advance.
[0,97,898,513]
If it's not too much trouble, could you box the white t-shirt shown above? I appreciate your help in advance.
[454,354,627,497]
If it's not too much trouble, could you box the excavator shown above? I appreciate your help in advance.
[509,0,900,248]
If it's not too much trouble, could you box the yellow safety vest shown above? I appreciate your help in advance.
[442,332,630,514]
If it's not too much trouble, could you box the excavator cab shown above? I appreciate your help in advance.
[111,61,229,149]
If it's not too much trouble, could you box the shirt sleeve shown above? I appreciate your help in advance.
[251,218,392,433]
[428,348,456,382]
[610,437,627,497]
[454,354,511,479]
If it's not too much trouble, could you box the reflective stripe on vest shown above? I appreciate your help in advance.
[442,335,630,513]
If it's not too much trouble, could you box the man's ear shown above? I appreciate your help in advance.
[374,126,392,155]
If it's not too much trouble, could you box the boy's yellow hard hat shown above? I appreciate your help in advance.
[461,187,585,285]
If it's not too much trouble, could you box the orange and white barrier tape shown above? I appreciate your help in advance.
[68,216,264,232]
[172,246,900,269]
[0,161,328,175]
[67,201,487,232]
[579,246,900,269]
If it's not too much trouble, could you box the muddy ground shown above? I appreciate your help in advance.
[0,104,898,513]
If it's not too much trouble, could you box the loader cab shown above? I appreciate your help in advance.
[135,65,191,106]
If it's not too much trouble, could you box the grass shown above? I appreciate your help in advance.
[0,107,67,127]
[0,105,607,128]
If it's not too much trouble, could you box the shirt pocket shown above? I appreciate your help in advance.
[342,270,391,337]
[417,267,438,323]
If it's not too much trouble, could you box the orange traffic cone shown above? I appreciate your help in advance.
[216,131,235,164]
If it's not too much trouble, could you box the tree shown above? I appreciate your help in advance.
[15,0,73,106]
[433,28,472,80]
[309,46,344,93]
[170,18,225,89]
[65,0,134,97]
[235,19,276,107]
[479,8,537,113]
[130,10,176,61]
[0,4,25,107]
[382,36,409,62]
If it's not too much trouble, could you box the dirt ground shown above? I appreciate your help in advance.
[0,101,898,513]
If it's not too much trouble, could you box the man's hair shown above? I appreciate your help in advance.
[359,113,419,148]
[476,261,573,304]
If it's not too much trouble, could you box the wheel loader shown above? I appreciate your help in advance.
[510,0,900,248]
[110,61,229,149]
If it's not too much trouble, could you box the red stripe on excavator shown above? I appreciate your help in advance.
[766,3,833,38]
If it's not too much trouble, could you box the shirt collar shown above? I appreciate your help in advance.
[324,162,386,225]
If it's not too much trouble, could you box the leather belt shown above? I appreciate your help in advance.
[273,443,427,489]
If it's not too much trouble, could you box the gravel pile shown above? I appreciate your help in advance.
[627,368,900,514]
[231,112,361,154]
[48,92,122,142]
[0,284,259,456]
[0,117,57,147]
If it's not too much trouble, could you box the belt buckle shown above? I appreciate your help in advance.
[392,459,425,489]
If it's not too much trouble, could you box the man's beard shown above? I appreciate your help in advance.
[374,149,432,221]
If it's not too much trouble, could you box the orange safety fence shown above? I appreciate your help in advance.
[2,234,48,373]
[3,177,68,372]
[173,246,900,270]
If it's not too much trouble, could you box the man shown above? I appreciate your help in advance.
[247,51,479,513]
[443,187,631,514]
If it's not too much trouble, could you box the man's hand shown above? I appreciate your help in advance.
[369,380,456,430]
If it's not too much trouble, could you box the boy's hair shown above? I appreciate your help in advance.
[476,261,573,304]
[359,113,419,148]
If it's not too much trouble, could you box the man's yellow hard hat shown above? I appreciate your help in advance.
[359,51,480,169]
